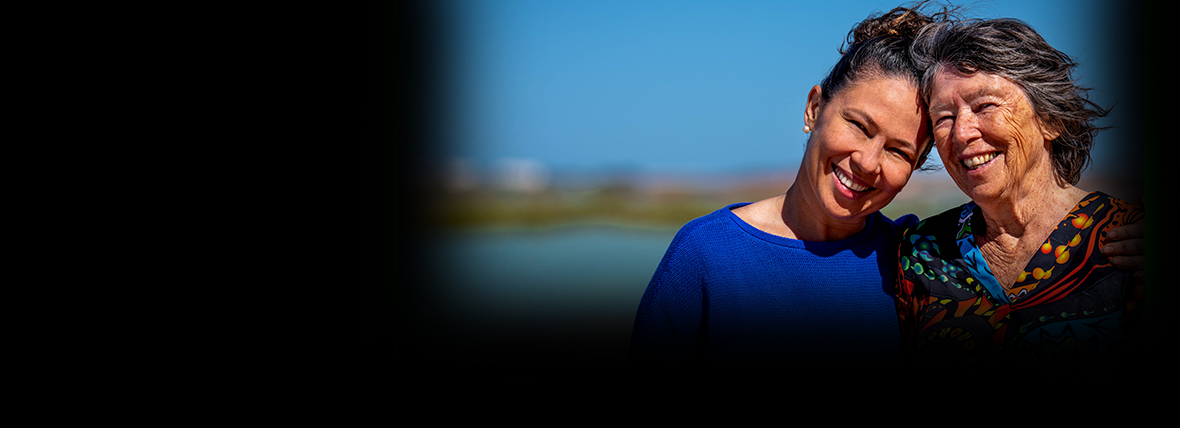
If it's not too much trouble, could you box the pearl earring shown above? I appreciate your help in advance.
[803,125,811,134]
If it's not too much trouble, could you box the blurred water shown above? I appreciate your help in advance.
[423,224,677,366]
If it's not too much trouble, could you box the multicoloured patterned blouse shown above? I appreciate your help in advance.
[895,192,1144,370]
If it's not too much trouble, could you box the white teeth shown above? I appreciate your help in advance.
[835,168,868,192]
[963,153,997,169]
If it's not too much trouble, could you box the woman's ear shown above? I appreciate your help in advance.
[805,85,822,130]
[1039,117,1061,142]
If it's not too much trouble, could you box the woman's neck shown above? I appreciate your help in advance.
[976,179,1089,240]
[975,179,1090,288]
[779,182,868,242]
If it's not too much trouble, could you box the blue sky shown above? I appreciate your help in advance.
[441,0,1134,176]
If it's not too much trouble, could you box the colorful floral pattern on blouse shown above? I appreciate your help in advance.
[895,192,1144,369]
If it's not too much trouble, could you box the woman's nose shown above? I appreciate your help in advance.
[851,140,883,174]
[951,112,981,145]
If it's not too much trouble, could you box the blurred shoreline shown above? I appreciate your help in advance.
[423,159,1143,231]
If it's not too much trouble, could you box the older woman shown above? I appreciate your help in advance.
[895,18,1145,372]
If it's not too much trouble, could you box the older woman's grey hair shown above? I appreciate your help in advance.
[908,18,1110,186]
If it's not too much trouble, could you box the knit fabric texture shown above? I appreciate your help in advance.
[631,203,916,368]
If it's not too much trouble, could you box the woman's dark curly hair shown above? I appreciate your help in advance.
[819,1,958,171]
[909,18,1111,185]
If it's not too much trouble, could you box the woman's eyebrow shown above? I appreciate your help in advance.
[847,108,878,130]
[964,86,1002,102]
[850,107,917,148]
[929,86,1002,113]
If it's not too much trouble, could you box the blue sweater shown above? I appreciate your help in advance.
[631,203,916,368]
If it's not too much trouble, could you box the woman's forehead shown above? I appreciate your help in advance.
[835,76,930,142]
[837,76,924,113]
[929,69,1026,103]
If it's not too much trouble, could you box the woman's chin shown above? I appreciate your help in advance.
[959,183,1006,204]
[949,174,993,202]
[821,181,893,221]
[949,158,1011,200]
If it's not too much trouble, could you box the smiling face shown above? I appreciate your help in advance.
[927,68,1061,204]
[799,76,929,223]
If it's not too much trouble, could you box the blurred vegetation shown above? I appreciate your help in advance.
[432,186,727,229]
[425,174,969,230]
[427,171,795,228]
